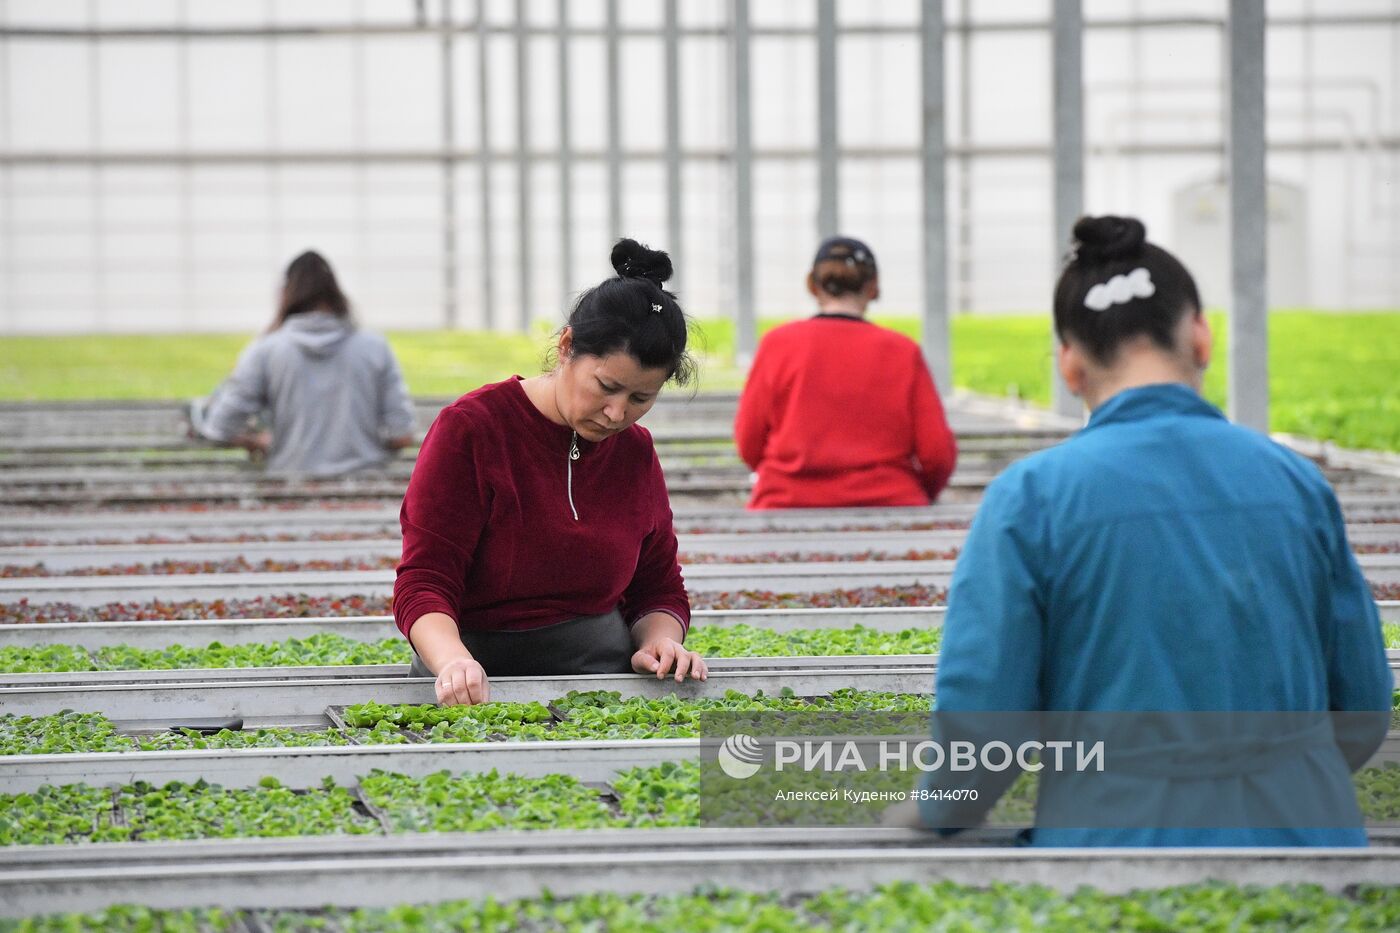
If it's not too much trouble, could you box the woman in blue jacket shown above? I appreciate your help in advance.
[918,215,1392,845]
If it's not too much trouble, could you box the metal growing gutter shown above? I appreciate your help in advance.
[0,837,1397,917]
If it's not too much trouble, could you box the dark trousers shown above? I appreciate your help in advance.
[408,609,634,678]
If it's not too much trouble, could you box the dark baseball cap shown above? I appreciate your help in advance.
[812,236,877,273]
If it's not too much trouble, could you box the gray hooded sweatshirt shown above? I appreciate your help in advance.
[200,311,415,476]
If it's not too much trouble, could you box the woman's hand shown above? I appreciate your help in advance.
[435,655,490,706]
[630,612,707,682]
[408,613,490,706]
[632,636,708,682]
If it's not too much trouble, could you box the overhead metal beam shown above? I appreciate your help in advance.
[4,136,1398,168]
[1226,0,1269,430]
[3,14,1397,40]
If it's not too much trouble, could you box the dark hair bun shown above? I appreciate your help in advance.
[1072,215,1147,263]
[611,238,673,286]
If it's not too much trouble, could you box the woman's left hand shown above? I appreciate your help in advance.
[632,637,708,682]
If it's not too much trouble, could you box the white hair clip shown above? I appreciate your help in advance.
[651,303,663,313]
[1084,267,1155,311]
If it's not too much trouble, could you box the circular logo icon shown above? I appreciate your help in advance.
[717,733,764,780]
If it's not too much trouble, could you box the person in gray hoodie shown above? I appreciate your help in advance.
[195,251,416,476]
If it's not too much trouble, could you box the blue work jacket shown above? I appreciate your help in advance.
[920,383,1392,846]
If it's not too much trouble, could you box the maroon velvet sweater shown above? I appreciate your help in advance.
[393,377,690,639]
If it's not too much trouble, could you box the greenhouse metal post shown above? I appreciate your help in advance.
[922,0,951,396]
[1227,0,1269,430]
[1051,0,1085,419]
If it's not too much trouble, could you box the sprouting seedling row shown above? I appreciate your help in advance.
[9,878,1400,933]
[0,626,954,675]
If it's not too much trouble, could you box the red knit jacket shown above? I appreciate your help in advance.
[734,315,958,509]
[393,377,690,638]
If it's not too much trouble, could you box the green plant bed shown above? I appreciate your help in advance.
[0,778,379,846]
[6,690,1398,757]
[5,311,1397,450]
[341,688,931,744]
[6,880,1400,932]
[9,623,1394,675]
[0,711,407,757]
[0,692,926,757]
[2,756,1397,851]
[0,626,951,675]
[0,764,694,847]
[5,760,1396,850]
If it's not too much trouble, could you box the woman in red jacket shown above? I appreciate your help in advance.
[734,236,957,509]
[394,240,707,706]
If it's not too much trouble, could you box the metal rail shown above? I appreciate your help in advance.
[0,470,1005,508]
[7,559,1400,609]
[0,531,972,569]
[0,436,1058,473]
[9,501,1400,536]
[2,11,1396,40]
[5,523,1396,570]
[0,434,1052,463]
[0,421,1073,453]
[2,601,1397,650]
[0,560,961,607]
[4,732,1398,795]
[0,460,1385,498]
[1,656,1396,726]
[0,667,939,726]
[1,839,1398,917]
[0,654,942,689]
[0,739,700,793]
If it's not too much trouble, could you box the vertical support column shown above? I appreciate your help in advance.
[0,0,10,327]
[816,0,839,238]
[88,0,104,329]
[955,0,974,316]
[731,0,756,366]
[351,0,369,320]
[475,0,496,329]
[606,0,623,241]
[176,0,193,328]
[920,0,950,396]
[1226,0,1268,430]
[263,0,279,289]
[1392,2,1400,306]
[514,0,532,330]
[440,0,459,329]
[1050,0,1085,418]
[557,0,574,303]
[664,0,683,286]
[265,0,281,299]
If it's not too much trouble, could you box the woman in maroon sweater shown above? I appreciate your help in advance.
[395,240,707,705]
[734,236,957,509]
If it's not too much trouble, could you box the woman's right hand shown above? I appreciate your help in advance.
[435,656,490,706]
[409,614,490,706]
